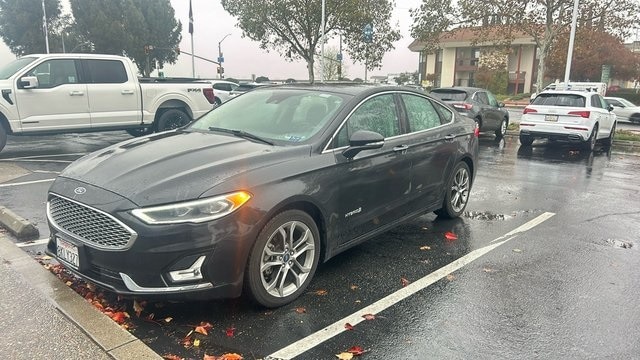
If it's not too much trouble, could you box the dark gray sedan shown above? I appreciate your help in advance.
[430,86,510,137]
[45,85,478,307]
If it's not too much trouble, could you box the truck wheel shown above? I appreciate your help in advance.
[156,109,191,132]
[0,124,6,153]
[126,128,153,137]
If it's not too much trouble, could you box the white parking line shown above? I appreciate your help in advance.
[16,239,49,247]
[266,212,556,360]
[0,179,55,188]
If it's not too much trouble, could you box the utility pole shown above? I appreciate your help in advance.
[218,33,231,79]
[338,32,343,80]
[320,0,326,83]
[563,0,579,85]
[42,0,49,53]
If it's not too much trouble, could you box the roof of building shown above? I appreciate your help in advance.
[408,26,535,52]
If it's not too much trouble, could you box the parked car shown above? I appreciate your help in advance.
[45,85,478,307]
[604,96,640,123]
[229,82,270,99]
[206,79,240,105]
[0,53,216,152]
[429,87,509,137]
[520,90,616,150]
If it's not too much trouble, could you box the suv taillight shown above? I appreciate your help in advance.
[203,88,215,104]
[568,110,590,118]
[453,103,473,111]
[523,107,537,114]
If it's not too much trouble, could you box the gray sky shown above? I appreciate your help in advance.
[0,0,423,80]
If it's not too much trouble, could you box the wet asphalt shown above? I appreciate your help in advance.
[0,129,639,359]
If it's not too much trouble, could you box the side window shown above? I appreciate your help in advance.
[606,99,622,107]
[213,83,232,91]
[26,59,78,88]
[597,95,609,109]
[432,101,453,123]
[86,60,128,83]
[333,94,399,148]
[401,94,443,132]
[475,92,489,105]
[486,92,498,107]
[590,95,606,109]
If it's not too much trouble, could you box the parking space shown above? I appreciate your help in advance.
[1,133,639,359]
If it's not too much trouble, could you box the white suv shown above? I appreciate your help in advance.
[520,90,616,150]
[207,80,239,105]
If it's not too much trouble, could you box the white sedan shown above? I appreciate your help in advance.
[604,97,640,123]
[520,90,616,150]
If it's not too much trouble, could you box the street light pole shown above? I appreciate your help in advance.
[42,0,49,53]
[563,0,579,85]
[320,0,326,83]
[218,33,231,79]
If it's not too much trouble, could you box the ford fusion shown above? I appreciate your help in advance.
[46,85,478,307]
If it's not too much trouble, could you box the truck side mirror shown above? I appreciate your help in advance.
[18,76,39,89]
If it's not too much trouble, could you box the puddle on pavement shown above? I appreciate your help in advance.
[463,211,512,220]
[605,238,634,249]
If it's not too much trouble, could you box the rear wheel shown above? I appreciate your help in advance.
[519,134,534,146]
[126,127,153,137]
[435,161,471,219]
[584,124,598,151]
[0,124,7,153]
[495,118,508,137]
[214,97,222,106]
[156,109,191,132]
[244,210,320,308]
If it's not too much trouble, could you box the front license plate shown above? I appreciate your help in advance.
[544,115,558,122]
[56,238,79,269]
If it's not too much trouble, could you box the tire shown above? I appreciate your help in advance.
[495,118,508,138]
[126,127,152,137]
[519,134,534,146]
[214,97,222,106]
[630,114,640,124]
[435,161,471,219]
[244,209,320,308]
[156,109,191,132]
[0,124,7,153]
[584,124,598,151]
[602,122,615,148]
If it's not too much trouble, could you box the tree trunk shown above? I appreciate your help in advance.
[307,57,315,84]
[535,23,555,94]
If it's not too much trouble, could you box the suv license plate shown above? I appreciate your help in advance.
[544,115,558,122]
[56,238,79,269]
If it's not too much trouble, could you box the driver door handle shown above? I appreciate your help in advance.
[121,90,135,95]
[444,134,456,142]
[69,91,84,96]
[393,145,409,153]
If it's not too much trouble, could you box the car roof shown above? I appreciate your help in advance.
[250,83,425,97]
[431,87,486,93]
[538,90,594,96]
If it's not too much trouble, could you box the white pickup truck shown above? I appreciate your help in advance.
[0,53,216,152]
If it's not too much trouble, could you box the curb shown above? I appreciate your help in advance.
[0,235,162,360]
[0,205,39,239]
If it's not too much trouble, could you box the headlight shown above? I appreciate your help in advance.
[131,191,251,224]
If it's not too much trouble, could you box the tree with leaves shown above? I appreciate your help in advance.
[546,27,639,82]
[410,0,640,92]
[314,46,348,81]
[221,0,400,83]
[0,0,62,55]
[70,0,182,76]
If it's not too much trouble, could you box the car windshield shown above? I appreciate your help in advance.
[614,98,636,107]
[429,90,468,101]
[188,88,347,144]
[532,93,585,107]
[0,57,37,80]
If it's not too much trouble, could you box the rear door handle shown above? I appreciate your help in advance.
[444,134,456,142]
[393,145,409,153]
[121,90,135,95]
[69,91,84,96]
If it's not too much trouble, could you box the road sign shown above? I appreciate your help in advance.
[218,56,224,63]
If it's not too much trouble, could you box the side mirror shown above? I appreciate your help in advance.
[607,104,614,112]
[342,130,384,159]
[18,76,39,89]
[497,102,505,108]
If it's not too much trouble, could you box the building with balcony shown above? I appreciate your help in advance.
[409,28,537,94]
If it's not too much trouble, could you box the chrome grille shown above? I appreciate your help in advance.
[48,194,135,249]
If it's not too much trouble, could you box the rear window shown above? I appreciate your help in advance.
[429,90,468,101]
[532,94,585,107]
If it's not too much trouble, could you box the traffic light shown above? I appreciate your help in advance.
[217,67,224,74]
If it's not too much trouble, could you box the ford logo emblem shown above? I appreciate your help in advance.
[74,187,87,195]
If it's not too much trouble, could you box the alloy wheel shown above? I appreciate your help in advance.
[450,167,470,213]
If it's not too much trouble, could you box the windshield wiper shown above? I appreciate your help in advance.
[208,127,274,145]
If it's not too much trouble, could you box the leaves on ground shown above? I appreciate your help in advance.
[225,327,236,337]
[444,231,458,240]
[419,245,431,250]
[295,307,307,314]
[203,354,243,360]
[336,353,354,360]
[350,284,359,290]
[401,277,410,287]
[194,322,214,336]
[446,274,456,281]
[313,289,328,296]
[133,299,145,317]
[362,313,376,320]
[344,323,354,330]
[348,346,366,355]
[162,355,183,360]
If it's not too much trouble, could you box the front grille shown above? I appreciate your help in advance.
[48,194,136,249]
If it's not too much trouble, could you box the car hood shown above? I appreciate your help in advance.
[58,130,310,206]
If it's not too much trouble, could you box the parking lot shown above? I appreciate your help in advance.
[1,130,639,359]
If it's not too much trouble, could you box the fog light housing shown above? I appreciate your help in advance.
[168,256,206,282]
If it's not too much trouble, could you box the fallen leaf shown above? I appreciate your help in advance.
[164,317,173,323]
[295,307,307,314]
[133,299,144,317]
[162,354,183,360]
[421,227,428,230]
[444,231,458,240]
[355,300,361,303]
[195,322,213,335]
[344,323,354,331]
[203,355,217,360]
[350,284,359,290]
[401,277,410,287]
[419,245,431,250]
[336,353,354,360]
[66,281,73,286]
[446,274,456,281]
[483,267,494,273]
[110,311,129,324]
[348,346,366,355]
[362,314,376,320]
[193,339,200,347]
[313,289,328,296]
[513,248,522,253]
[180,336,192,348]
[225,327,236,337]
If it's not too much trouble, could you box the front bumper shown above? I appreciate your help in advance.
[45,178,261,300]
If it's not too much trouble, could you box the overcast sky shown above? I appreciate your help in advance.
[0,0,423,80]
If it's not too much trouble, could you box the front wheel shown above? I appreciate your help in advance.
[583,124,598,151]
[126,127,153,137]
[245,210,320,308]
[495,118,508,138]
[435,161,471,219]
[156,109,191,132]
[0,124,7,153]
